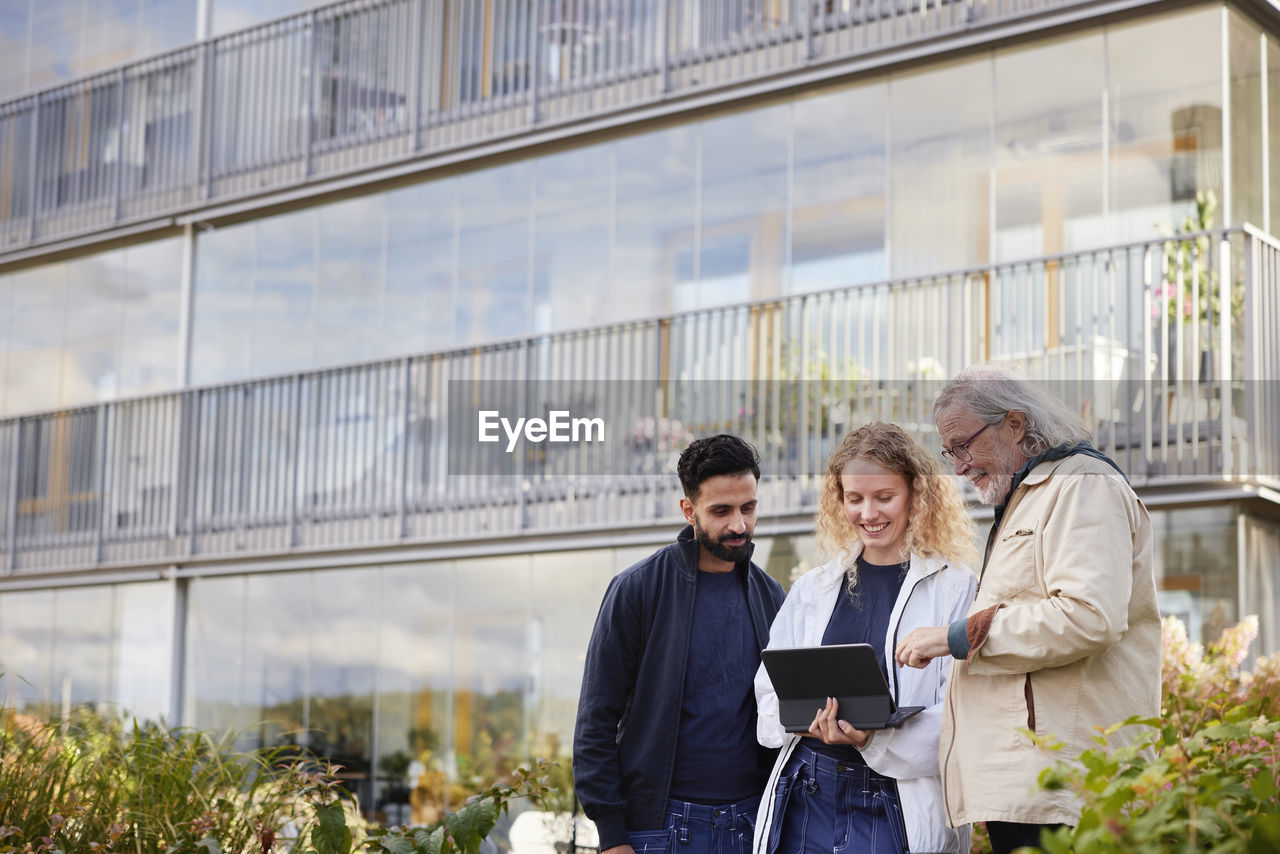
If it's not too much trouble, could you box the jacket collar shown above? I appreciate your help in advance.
[814,541,947,590]
[675,523,757,578]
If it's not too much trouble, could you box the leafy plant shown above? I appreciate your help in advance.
[1154,190,1244,327]
[998,616,1280,854]
[0,701,564,854]
[0,709,358,854]
[364,761,558,854]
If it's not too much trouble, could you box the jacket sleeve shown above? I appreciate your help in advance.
[967,473,1140,675]
[859,570,978,781]
[755,578,806,749]
[572,573,643,850]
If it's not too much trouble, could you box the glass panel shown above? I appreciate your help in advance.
[61,251,125,404]
[528,550,615,771]
[614,126,697,321]
[890,56,992,277]
[0,1,31,96]
[186,576,253,742]
[28,0,84,88]
[118,239,183,397]
[316,196,389,365]
[756,534,821,591]
[1108,7,1223,241]
[1242,512,1280,659]
[141,0,198,56]
[457,163,532,345]
[6,264,67,414]
[83,0,142,79]
[51,586,115,711]
[115,581,174,723]
[0,590,54,714]
[533,145,612,333]
[790,81,888,294]
[376,561,455,826]
[1153,505,1237,646]
[212,0,331,35]
[386,181,458,354]
[1269,36,1280,233]
[241,572,309,750]
[693,105,790,310]
[995,32,1105,261]
[452,555,531,790]
[252,210,318,376]
[192,222,256,384]
[1228,10,1264,228]
[310,568,378,807]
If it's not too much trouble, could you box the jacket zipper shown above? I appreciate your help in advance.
[887,565,939,707]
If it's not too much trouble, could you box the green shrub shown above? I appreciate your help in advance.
[966,616,1280,854]
[1032,616,1280,854]
[0,705,559,854]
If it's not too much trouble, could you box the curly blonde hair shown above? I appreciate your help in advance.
[816,422,977,575]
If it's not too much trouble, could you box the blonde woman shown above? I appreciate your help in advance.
[753,422,977,854]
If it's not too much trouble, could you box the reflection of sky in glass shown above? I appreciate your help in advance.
[0,0,196,98]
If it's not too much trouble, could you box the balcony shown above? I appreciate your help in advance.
[0,0,1114,259]
[1,226,1277,577]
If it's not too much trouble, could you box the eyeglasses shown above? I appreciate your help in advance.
[940,422,995,464]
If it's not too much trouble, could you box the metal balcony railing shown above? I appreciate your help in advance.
[0,0,1089,256]
[1,226,1277,577]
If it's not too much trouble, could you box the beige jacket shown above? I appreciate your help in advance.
[939,453,1160,827]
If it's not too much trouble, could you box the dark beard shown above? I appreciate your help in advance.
[694,520,752,564]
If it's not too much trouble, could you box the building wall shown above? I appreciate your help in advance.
[6,4,1275,416]
[0,504,1273,826]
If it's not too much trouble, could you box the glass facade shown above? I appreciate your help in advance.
[2,506,1270,832]
[0,6,1270,408]
[0,580,173,720]
[0,0,197,98]
[0,237,183,416]
[179,6,1274,387]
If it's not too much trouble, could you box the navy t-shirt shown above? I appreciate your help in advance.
[669,566,763,803]
[808,556,907,762]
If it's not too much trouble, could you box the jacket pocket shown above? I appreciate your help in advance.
[983,526,1039,602]
[1024,673,1037,734]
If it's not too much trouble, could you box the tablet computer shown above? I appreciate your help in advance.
[760,643,925,732]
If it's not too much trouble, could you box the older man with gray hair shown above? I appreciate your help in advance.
[894,364,1160,854]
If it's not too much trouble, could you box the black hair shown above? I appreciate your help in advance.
[676,434,761,500]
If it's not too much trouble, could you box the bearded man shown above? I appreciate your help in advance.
[574,434,786,854]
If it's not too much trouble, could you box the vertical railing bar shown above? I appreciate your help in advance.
[186,392,202,556]
[304,11,318,177]
[1219,236,1233,477]
[113,69,127,223]
[527,0,540,123]
[409,0,426,148]
[26,98,40,241]
[93,404,109,564]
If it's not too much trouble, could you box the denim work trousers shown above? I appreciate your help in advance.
[627,795,760,854]
[765,743,907,854]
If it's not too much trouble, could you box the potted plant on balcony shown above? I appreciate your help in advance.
[1152,190,1244,383]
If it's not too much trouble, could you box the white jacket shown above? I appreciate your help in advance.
[752,545,977,854]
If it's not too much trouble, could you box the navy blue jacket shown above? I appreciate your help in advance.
[572,525,786,850]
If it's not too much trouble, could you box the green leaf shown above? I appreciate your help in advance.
[414,827,444,854]
[378,836,416,854]
[312,801,353,854]
[1249,772,1277,801]
[1251,814,1280,854]
[195,839,223,854]
[461,798,498,840]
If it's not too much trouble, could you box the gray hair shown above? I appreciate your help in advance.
[933,363,1092,457]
